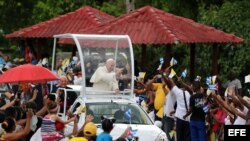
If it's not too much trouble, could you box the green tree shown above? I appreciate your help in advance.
[198,0,250,91]
[31,0,97,24]
[99,0,124,16]
[0,0,38,47]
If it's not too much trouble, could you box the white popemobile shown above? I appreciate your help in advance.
[34,34,167,141]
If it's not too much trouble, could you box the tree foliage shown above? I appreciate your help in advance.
[0,0,37,46]
[198,0,250,86]
[99,0,125,16]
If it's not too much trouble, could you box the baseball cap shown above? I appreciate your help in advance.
[83,122,97,137]
[70,137,87,141]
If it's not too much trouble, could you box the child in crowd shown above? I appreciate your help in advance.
[41,101,75,141]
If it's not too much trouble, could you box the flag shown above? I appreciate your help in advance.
[157,57,164,70]
[124,109,132,123]
[245,75,250,83]
[206,76,212,85]
[170,57,178,66]
[77,105,86,115]
[126,128,138,140]
[208,84,218,90]
[138,72,146,79]
[203,104,209,113]
[160,57,164,65]
[212,75,217,84]
[134,76,137,81]
[168,69,176,78]
[206,75,216,85]
[195,76,201,82]
[157,65,162,70]
[206,75,218,91]
[169,130,176,139]
[181,69,187,78]
[224,88,228,97]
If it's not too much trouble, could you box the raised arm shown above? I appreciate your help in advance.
[55,115,75,124]
[235,94,250,109]
[177,76,193,93]
[162,75,175,90]
[145,75,157,90]
[134,80,147,95]
[229,103,247,120]
[211,92,234,115]
[3,109,33,140]
[136,80,146,88]
[0,99,16,110]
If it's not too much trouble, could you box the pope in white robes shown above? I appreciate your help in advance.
[90,58,120,92]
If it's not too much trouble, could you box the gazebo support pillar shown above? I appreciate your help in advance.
[164,44,172,69]
[190,43,196,81]
[72,45,77,57]
[141,44,147,71]
[212,43,219,75]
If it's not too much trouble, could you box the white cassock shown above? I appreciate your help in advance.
[90,66,119,91]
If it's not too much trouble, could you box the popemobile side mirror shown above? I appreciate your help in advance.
[154,120,162,128]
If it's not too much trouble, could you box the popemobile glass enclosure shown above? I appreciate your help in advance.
[52,34,135,99]
[50,34,167,141]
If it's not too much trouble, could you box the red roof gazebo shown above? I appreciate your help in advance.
[74,5,243,79]
[5,6,115,38]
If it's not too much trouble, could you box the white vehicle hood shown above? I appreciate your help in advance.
[97,124,164,141]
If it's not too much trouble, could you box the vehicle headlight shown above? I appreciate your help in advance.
[155,132,167,141]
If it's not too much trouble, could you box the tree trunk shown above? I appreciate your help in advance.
[125,0,135,13]
[212,43,219,75]
[190,43,196,82]
[163,44,172,69]
[140,44,147,71]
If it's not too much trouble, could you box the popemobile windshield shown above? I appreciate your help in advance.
[52,34,135,98]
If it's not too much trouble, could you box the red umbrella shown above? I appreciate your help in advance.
[0,64,59,83]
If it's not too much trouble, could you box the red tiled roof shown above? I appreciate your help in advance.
[74,6,243,44]
[5,6,115,38]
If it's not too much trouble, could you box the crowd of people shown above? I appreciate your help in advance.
[0,50,134,141]
[134,66,250,141]
[1,47,250,141]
